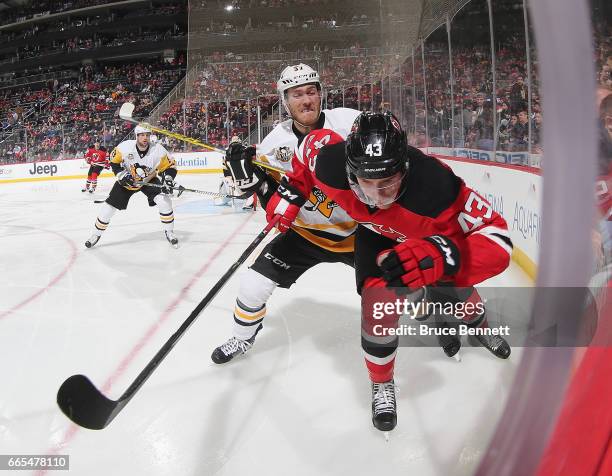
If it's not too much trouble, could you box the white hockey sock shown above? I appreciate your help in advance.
[93,202,117,236]
[154,193,174,232]
[232,268,277,340]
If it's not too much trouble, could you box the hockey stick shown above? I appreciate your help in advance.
[138,180,250,200]
[118,103,285,174]
[92,181,249,203]
[57,216,280,430]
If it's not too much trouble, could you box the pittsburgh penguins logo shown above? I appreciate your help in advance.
[305,187,326,213]
[274,146,292,163]
[129,162,151,182]
[304,187,339,218]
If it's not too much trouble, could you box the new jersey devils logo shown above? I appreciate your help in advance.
[390,115,401,132]
[362,222,407,242]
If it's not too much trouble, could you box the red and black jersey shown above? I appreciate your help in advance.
[596,159,612,221]
[85,147,109,167]
[288,129,513,286]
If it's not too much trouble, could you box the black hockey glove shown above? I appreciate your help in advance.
[161,174,175,195]
[225,143,265,192]
[116,169,135,187]
[377,235,460,290]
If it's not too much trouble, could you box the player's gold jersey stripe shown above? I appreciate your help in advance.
[292,227,355,253]
[234,306,266,321]
[294,217,357,232]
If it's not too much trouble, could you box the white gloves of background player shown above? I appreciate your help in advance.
[116,170,135,187]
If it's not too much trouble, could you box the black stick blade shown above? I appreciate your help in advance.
[57,375,120,430]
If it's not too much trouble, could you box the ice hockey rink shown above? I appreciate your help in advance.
[0,174,532,476]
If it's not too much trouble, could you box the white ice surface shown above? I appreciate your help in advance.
[0,175,532,476]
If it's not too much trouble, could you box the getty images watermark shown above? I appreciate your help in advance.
[361,286,607,347]
[369,295,510,337]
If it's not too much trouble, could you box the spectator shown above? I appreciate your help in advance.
[510,110,529,151]
[509,74,528,114]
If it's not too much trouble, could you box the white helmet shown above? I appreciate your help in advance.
[277,63,323,121]
[134,125,151,135]
[277,63,321,96]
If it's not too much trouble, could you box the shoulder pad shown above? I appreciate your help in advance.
[110,147,122,163]
[298,129,349,190]
[401,153,463,216]
[297,129,344,171]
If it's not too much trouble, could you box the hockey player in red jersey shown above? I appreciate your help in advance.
[265,112,513,432]
[82,141,109,193]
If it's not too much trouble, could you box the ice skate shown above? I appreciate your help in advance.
[211,324,262,364]
[469,333,511,359]
[242,195,257,211]
[164,230,179,248]
[85,234,100,248]
[371,380,397,433]
[438,333,462,361]
[435,317,462,360]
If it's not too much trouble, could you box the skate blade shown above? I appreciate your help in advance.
[383,431,390,442]
[453,351,462,362]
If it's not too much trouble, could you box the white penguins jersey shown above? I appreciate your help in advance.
[257,107,360,252]
[110,139,176,190]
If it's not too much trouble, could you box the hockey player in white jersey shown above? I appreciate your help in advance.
[211,63,360,363]
[84,125,179,248]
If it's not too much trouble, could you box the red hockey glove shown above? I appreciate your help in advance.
[377,235,460,289]
[265,179,306,233]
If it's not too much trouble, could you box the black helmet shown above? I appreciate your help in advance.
[345,112,408,179]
